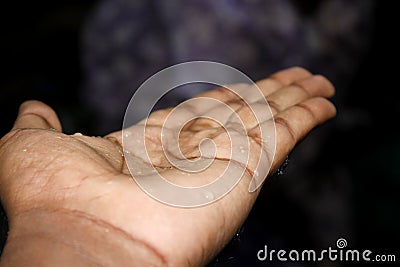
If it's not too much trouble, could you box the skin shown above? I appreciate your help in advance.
[0,67,336,267]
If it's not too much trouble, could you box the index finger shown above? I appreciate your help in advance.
[194,67,312,103]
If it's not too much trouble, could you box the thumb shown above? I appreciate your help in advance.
[12,100,62,131]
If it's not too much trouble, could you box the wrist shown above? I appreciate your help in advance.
[0,208,166,266]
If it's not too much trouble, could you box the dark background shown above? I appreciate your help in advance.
[0,1,399,266]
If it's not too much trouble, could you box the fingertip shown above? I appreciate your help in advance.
[306,97,337,122]
[313,75,336,97]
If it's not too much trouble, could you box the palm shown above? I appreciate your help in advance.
[0,67,336,267]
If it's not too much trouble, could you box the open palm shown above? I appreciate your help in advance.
[0,67,335,266]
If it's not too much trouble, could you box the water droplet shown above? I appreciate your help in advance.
[254,170,259,177]
[124,132,131,138]
[22,149,27,152]
[204,191,214,201]
[73,132,83,136]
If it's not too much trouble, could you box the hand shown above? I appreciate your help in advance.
[0,67,335,266]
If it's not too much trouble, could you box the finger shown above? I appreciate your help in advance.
[193,85,240,103]
[222,74,334,130]
[207,74,334,131]
[183,67,314,130]
[255,66,312,96]
[194,67,312,105]
[263,97,336,171]
[12,100,62,131]
[266,75,335,116]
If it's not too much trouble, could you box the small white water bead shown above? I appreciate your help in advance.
[204,191,215,201]
[223,128,251,167]
[179,171,190,176]
[122,124,150,164]
[127,157,157,177]
[73,132,83,136]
